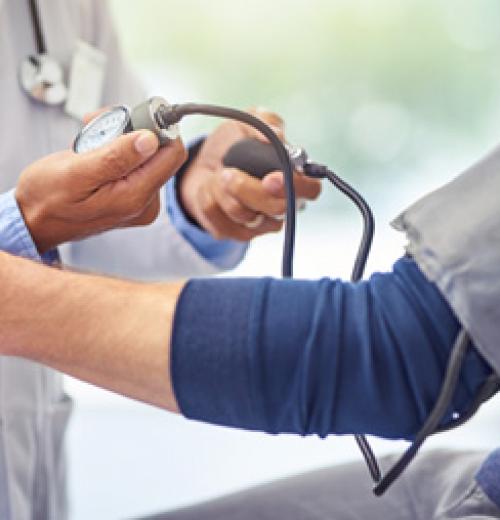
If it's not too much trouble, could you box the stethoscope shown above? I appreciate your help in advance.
[18,0,68,105]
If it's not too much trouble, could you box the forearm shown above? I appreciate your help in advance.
[0,250,492,439]
[0,252,183,411]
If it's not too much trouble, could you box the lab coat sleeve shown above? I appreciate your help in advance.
[61,1,245,279]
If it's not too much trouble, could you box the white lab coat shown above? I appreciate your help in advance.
[0,1,220,518]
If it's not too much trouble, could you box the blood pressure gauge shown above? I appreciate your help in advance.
[73,97,180,154]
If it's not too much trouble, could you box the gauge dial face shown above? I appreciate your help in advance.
[73,106,131,153]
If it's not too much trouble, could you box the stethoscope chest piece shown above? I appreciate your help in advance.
[19,53,67,105]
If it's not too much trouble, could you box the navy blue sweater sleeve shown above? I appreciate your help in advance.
[171,257,492,440]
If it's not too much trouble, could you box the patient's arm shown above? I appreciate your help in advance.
[0,251,183,411]
[170,257,493,439]
[0,251,492,440]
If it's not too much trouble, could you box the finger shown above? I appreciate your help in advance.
[242,107,286,142]
[194,189,254,241]
[252,107,284,127]
[196,189,283,242]
[250,215,283,236]
[78,130,159,187]
[249,107,285,132]
[221,168,287,218]
[127,138,188,195]
[262,171,322,200]
[212,178,260,225]
[91,138,186,219]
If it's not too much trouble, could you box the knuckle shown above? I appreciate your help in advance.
[225,199,247,222]
[201,196,216,219]
[226,173,245,196]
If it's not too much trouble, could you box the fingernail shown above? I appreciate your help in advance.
[134,131,158,157]
[222,169,233,183]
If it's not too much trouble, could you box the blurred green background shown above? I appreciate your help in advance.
[110,0,500,197]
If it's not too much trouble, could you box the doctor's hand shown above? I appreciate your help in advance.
[178,109,322,242]
[16,130,187,254]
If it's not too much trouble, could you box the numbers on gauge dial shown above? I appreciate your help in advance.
[74,107,131,153]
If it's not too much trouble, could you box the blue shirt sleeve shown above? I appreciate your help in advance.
[0,190,58,264]
[171,257,492,440]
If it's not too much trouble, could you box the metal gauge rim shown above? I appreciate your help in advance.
[73,105,131,153]
[148,97,180,144]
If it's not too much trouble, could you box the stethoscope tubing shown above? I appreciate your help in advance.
[27,0,46,54]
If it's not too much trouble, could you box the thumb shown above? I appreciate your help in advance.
[262,172,284,197]
[79,130,159,185]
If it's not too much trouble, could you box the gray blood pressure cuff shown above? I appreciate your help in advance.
[392,144,500,376]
